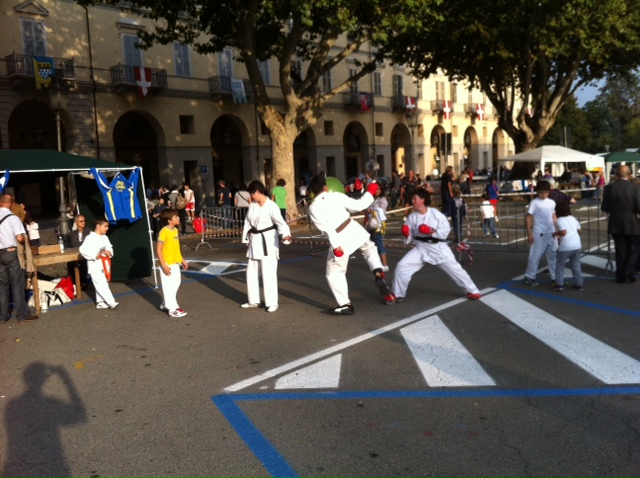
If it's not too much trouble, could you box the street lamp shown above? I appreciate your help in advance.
[405,108,419,172]
[47,79,70,235]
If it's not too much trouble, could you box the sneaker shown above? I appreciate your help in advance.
[96,302,109,309]
[494,234,499,239]
[159,302,168,312]
[483,233,490,237]
[523,277,539,287]
[395,296,405,303]
[550,280,558,288]
[467,293,481,300]
[384,293,396,305]
[169,308,187,318]
[374,271,391,296]
[330,304,354,315]
[266,305,279,313]
[382,265,390,272]
[571,284,584,291]
[109,302,120,309]
[553,284,564,291]
[240,303,259,308]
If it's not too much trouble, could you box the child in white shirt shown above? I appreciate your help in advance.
[552,200,583,291]
[480,193,498,238]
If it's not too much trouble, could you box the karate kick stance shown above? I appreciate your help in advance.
[309,175,390,315]
[241,180,291,313]
[385,189,481,304]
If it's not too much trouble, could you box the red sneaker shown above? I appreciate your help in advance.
[467,293,481,300]
[384,293,396,305]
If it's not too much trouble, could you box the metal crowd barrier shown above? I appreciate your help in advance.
[195,207,246,250]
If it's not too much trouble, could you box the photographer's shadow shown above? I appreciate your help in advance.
[2,362,87,477]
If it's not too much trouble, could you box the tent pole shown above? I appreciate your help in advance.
[137,168,159,289]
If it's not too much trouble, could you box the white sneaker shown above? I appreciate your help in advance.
[159,302,168,311]
[169,308,187,318]
[382,265,390,272]
[109,302,119,309]
[96,302,109,309]
[266,305,279,313]
[240,303,259,308]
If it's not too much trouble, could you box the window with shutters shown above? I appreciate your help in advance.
[321,69,332,92]
[21,19,46,56]
[122,34,143,67]
[450,83,458,103]
[173,42,191,77]
[373,71,382,96]
[392,74,403,96]
[436,81,445,101]
[218,48,233,77]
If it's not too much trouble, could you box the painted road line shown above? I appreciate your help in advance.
[224,287,496,392]
[581,254,615,271]
[275,355,342,389]
[401,315,495,387]
[483,289,640,384]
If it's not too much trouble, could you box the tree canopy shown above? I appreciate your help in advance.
[76,0,427,213]
[387,0,640,152]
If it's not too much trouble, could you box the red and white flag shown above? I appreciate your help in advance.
[360,92,371,113]
[134,67,152,98]
[476,103,485,121]
[405,96,416,109]
[443,100,452,120]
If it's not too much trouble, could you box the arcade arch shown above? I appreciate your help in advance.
[113,111,163,186]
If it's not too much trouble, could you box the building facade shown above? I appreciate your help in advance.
[0,0,515,213]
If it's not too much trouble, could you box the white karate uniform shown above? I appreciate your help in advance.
[392,207,480,298]
[309,191,384,306]
[79,231,116,306]
[241,199,291,308]
[524,197,558,281]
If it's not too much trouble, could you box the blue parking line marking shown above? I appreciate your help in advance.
[501,282,640,317]
[213,386,640,477]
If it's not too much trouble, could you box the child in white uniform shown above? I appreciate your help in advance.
[79,218,118,309]
[552,201,584,291]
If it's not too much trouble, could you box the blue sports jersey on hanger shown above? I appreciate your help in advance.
[91,167,142,224]
[0,171,9,193]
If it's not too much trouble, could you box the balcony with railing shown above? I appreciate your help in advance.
[5,53,75,87]
[342,91,375,111]
[208,76,253,101]
[110,64,168,93]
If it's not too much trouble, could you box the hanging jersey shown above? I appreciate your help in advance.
[91,168,142,223]
[0,171,9,193]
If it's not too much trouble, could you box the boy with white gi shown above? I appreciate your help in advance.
[523,180,557,287]
[79,218,119,309]
[384,188,481,304]
[309,175,390,315]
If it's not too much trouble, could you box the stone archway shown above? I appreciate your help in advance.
[8,99,63,151]
[492,128,507,176]
[463,126,479,173]
[210,115,253,189]
[343,122,369,180]
[390,123,411,176]
[429,125,446,177]
[113,111,162,187]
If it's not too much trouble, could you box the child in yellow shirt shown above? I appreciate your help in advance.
[156,209,189,317]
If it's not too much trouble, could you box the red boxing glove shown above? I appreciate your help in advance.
[418,224,433,235]
[366,182,379,197]
[401,225,410,237]
[333,248,344,257]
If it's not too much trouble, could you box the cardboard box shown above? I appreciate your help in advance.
[31,244,62,255]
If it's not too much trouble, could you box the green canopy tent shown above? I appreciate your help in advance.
[602,150,640,181]
[0,150,155,284]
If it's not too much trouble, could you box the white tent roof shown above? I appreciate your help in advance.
[500,145,601,163]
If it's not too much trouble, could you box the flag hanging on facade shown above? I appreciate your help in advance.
[231,78,247,103]
[134,67,153,98]
[476,103,485,121]
[360,92,371,113]
[34,56,54,89]
[0,171,9,193]
[443,100,452,120]
[405,96,417,109]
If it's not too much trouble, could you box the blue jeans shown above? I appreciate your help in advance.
[555,248,583,286]
[483,218,497,236]
[0,249,29,321]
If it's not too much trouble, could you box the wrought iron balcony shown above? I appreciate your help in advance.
[392,94,406,111]
[110,64,168,93]
[5,52,75,87]
[208,76,253,101]
[342,91,375,111]
[464,103,478,115]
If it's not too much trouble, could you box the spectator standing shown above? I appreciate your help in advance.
[24,213,40,247]
[451,186,467,243]
[523,180,558,287]
[401,170,419,218]
[552,201,584,291]
[234,183,252,223]
[68,215,89,285]
[217,180,233,229]
[601,165,640,283]
[366,185,389,272]
[156,209,189,317]
[0,193,38,323]
[79,218,119,309]
[485,176,500,221]
[480,193,498,238]
[271,178,288,221]
[440,166,455,217]
[183,183,196,223]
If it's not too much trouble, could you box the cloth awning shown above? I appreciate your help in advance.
[0,149,133,173]
[602,151,640,163]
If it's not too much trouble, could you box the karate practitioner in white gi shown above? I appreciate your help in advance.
[79,218,119,309]
[309,175,390,315]
[523,180,557,287]
[385,188,481,304]
[241,180,292,313]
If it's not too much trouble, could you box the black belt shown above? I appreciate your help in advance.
[414,236,446,243]
[0,247,17,252]
[249,224,277,255]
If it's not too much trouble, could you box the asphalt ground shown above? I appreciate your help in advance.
[1,225,640,477]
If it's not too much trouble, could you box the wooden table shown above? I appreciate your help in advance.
[32,249,84,314]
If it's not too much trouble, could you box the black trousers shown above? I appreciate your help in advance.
[612,233,640,281]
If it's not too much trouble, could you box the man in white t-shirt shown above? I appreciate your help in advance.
[523,180,557,287]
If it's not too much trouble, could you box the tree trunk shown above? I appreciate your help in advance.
[269,130,298,223]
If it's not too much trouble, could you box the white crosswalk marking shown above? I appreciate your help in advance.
[401,315,495,387]
[275,355,342,389]
[483,289,640,384]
